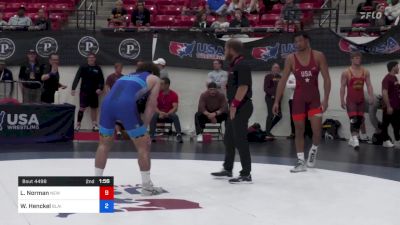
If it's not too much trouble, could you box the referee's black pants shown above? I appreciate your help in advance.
[223,100,253,176]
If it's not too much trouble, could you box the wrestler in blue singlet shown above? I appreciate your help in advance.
[99,71,150,138]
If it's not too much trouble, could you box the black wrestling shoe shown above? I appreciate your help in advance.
[229,175,253,184]
[211,169,233,178]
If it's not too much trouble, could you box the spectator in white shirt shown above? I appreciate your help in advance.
[8,7,32,28]
[286,73,296,138]
[207,60,228,91]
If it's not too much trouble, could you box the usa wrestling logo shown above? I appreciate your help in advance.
[169,41,196,58]
[339,37,400,54]
[252,43,280,62]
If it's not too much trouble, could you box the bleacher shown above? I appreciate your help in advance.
[0,0,80,30]
[108,0,324,29]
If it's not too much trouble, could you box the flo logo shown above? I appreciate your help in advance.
[36,37,58,58]
[0,111,40,130]
[360,11,382,20]
[119,38,141,59]
[78,36,100,57]
[0,38,16,59]
[57,184,201,218]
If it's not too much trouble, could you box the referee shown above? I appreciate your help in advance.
[211,39,253,184]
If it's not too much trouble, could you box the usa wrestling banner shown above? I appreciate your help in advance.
[0,31,153,66]
[155,28,400,71]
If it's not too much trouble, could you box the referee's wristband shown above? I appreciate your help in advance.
[231,99,241,108]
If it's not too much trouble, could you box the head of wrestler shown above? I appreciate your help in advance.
[271,63,280,74]
[87,53,96,66]
[387,61,399,75]
[293,32,310,52]
[225,38,243,62]
[136,61,160,77]
[207,82,219,97]
[350,51,362,67]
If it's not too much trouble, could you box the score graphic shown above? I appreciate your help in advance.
[18,177,114,213]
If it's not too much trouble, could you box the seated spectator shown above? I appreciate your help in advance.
[211,15,230,28]
[374,3,387,26]
[385,0,400,25]
[182,0,206,15]
[193,11,209,28]
[8,7,33,29]
[195,82,228,142]
[278,0,302,30]
[259,0,285,12]
[0,12,8,27]
[108,0,128,26]
[206,0,227,15]
[34,9,51,31]
[153,58,168,78]
[131,2,150,27]
[207,60,228,90]
[0,60,14,99]
[229,9,250,27]
[149,77,183,143]
[227,0,244,14]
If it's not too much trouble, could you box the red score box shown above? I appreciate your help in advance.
[99,186,114,200]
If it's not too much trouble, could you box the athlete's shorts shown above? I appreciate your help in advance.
[292,96,322,121]
[80,92,99,108]
[99,96,146,138]
[346,101,365,117]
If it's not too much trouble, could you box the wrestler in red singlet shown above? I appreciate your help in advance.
[346,67,366,117]
[291,50,322,121]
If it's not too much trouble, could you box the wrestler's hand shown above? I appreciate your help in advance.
[322,100,329,113]
[272,102,280,115]
[341,100,346,110]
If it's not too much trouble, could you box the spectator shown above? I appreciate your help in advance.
[229,9,250,27]
[279,0,302,30]
[374,3,387,26]
[227,0,244,14]
[206,0,227,15]
[244,0,261,13]
[0,12,8,26]
[384,0,400,24]
[136,59,144,68]
[8,7,32,28]
[182,0,206,15]
[0,60,14,99]
[71,53,105,131]
[131,1,151,27]
[105,63,124,92]
[195,82,228,142]
[41,53,67,104]
[211,15,230,28]
[18,50,43,103]
[193,11,209,28]
[264,63,282,140]
[149,77,183,143]
[153,58,169,78]
[105,62,124,138]
[34,9,51,31]
[108,0,128,26]
[207,60,228,90]
[286,73,296,138]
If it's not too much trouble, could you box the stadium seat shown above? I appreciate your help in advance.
[123,0,136,4]
[299,3,314,10]
[6,3,26,10]
[156,0,173,6]
[259,14,280,26]
[158,5,182,15]
[207,15,216,24]
[247,14,259,26]
[153,15,175,26]
[3,13,15,21]
[146,5,158,14]
[28,3,48,11]
[125,4,136,13]
[271,4,283,13]
[174,15,196,27]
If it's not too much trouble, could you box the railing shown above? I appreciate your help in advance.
[75,9,96,30]
[287,7,340,32]
[101,27,284,34]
